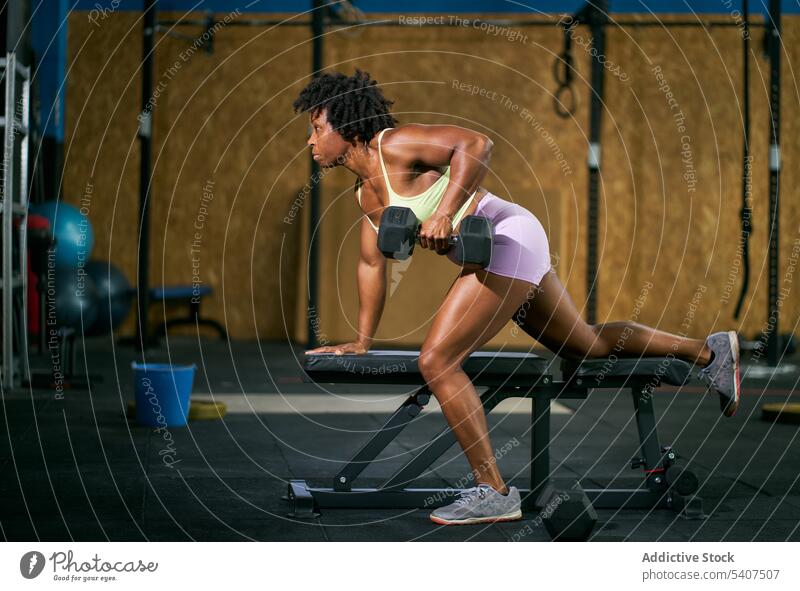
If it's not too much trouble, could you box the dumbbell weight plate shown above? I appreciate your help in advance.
[450,215,493,268]
[377,207,419,260]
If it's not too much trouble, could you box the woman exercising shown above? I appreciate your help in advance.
[296,70,740,526]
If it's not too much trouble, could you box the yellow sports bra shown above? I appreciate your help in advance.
[357,128,475,233]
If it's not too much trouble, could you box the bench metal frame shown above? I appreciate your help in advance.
[288,367,703,519]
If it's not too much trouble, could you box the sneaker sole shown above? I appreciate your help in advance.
[430,509,522,526]
[724,330,741,417]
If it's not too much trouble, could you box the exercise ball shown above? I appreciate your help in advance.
[85,260,134,334]
[31,201,94,268]
[52,268,99,331]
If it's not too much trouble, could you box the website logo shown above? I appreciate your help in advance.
[20,551,46,579]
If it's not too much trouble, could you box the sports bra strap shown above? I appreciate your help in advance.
[356,180,379,233]
[376,128,393,195]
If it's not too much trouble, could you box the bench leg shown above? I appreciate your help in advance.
[380,427,456,491]
[380,388,506,490]
[631,385,667,488]
[287,388,525,514]
[333,386,431,491]
[529,396,551,509]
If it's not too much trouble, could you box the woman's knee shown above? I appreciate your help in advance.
[418,346,461,384]
[556,324,614,359]
[585,324,615,358]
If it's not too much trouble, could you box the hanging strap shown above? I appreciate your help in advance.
[734,0,752,320]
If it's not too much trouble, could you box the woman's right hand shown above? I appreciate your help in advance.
[304,341,369,356]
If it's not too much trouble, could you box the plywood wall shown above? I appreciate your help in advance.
[63,11,799,351]
[65,11,311,341]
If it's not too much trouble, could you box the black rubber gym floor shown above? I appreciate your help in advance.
[2,337,799,541]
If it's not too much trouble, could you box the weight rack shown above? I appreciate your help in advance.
[1,52,31,390]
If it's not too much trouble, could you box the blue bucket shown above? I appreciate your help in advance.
[132,362,196,427]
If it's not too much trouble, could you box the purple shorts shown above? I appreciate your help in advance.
[448,191,552,286]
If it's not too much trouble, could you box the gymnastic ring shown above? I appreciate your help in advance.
[554,83,577,119]
[552,51,574,87]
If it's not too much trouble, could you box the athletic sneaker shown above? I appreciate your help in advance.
[698,331,741,417]
[430,484,522,525]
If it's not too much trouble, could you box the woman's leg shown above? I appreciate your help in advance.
[514,270,713,365]
[419,269,533,494]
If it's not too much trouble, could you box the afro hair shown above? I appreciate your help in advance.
[293,69,398,145]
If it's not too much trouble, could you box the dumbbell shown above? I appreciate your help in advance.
[536,478,597,542]
[376,206,493,268]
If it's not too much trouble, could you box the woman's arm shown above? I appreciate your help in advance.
[305,192,387,356]
[355,213,387,349]
[382,124,493,252]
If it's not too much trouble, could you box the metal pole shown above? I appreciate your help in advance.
[306,1,324,350]
[766,0,781,366]
[136,0,156,353]
[158,17,762,30]
[19,63,30,384]
[586,1,607,325]
[733,0,751,320]
[2,54,15,389]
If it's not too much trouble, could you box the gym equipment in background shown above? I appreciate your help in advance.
[30,200,94,269]
[1,52,32,390]
[84,259,134,335]
[53,267,98,331]
[132,362,197,428]
[761,403,800,425]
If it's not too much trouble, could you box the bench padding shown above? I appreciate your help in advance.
[303,350,551,386]
[561,357,692,387]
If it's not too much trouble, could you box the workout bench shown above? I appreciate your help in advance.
[289,350,703,520]
[149,285,227,340]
